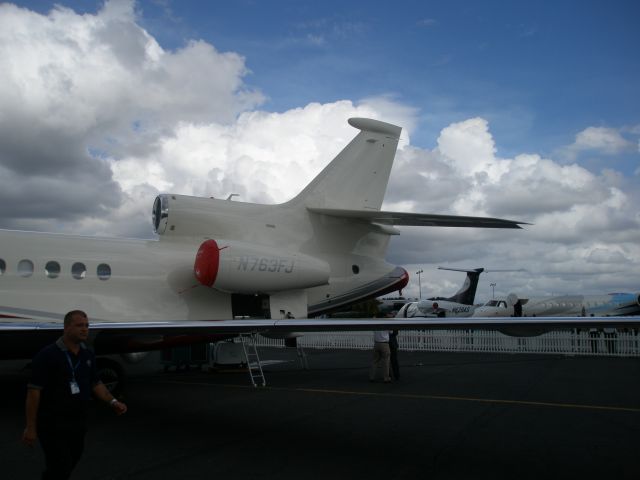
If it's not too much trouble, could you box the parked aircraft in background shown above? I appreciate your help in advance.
[473,292,640,317]
[377,296,419,316]
[0,117,529,361]
[396,267,485,318]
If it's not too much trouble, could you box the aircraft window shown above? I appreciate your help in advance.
[0,258,5,275]
[71,262,86,280]
[45,261,61,279]
[498,301,507,308]
[486,300,498,306]
[352,265,360,274]
[97,263,111,280]
[18,259,34,277]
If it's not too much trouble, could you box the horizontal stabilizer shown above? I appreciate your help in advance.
[438,267,485,273]
[307,208,528,229]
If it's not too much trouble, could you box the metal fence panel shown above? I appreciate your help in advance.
[255,330,640,357]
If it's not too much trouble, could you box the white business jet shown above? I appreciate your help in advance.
[1,117,637,366]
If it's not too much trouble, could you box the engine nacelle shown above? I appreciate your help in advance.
[152,194,236,237]
[194,239,330,294]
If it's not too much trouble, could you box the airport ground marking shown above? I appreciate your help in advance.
[295,388,640,413]
[142,378,640,414]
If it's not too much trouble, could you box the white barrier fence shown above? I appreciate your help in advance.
[256,329,640,357]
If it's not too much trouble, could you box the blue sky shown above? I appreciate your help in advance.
[21,0,640,159]
[1,0,639,299]
[149,1,639,159]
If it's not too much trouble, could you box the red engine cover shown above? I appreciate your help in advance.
[194,239,221,287]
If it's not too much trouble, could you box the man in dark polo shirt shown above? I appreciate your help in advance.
[22,310,127,479]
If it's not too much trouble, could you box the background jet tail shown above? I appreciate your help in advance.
[438,267,485,305]
[287,118,401,211]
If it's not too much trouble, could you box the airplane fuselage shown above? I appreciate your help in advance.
[397,300,476,318]
[0,229,226,322]
[473,294,640,318]
[0,223,406,323]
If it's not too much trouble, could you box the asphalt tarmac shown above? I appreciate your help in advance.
[2,348,639,479]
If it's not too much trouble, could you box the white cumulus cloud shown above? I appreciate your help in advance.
[0,0,263,230]
[0,0,638,299]
[560,126,636,160]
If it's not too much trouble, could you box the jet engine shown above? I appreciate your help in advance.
[152,194,226,237]
[194,239,330,294]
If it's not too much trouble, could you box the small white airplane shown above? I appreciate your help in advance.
[473,292,640,318]
[1,117,638,366]
[397,267,486,318]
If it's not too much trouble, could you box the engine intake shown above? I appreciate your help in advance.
[152,194,169,234]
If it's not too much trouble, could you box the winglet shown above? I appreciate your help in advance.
[348,118,402,138]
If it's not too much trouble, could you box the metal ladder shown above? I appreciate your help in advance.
[239,333,266,387]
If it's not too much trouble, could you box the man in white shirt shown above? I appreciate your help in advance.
[369,330,392,383]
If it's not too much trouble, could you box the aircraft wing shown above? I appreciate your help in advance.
[307,208,528,229]
[2,316,639,359]
[3,316,639,335]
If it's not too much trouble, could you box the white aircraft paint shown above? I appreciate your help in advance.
[473,292,640,318]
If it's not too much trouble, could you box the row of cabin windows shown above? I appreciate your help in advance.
[0,258,111,280]
[538,302,604,308]
[488,300,606,309]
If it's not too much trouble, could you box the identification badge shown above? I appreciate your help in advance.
[69,381,80,395]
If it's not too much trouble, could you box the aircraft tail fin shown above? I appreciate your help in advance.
[287,118,401,211]
[439,267,485,305]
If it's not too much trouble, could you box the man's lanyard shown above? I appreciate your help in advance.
[65,351,81,381]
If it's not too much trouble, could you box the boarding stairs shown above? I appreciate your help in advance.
[239,333,266,387]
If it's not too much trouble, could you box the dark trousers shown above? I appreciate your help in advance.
[38,424,86,480]
[389,347,400,380]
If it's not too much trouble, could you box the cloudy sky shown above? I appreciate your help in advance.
[1,0,639,302]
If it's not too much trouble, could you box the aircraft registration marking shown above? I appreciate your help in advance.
[451,306,471,314]
[237,256,294,273]
[144,379,640,414]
